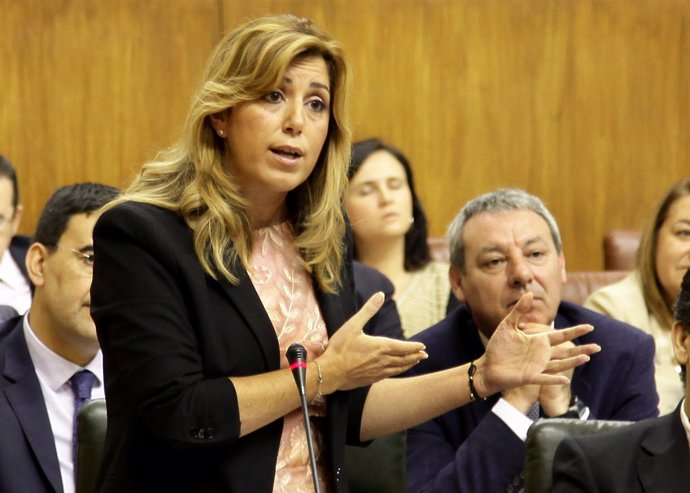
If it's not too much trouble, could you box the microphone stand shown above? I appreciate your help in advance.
[287,343,321,493]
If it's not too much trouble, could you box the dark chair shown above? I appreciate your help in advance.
[76,398,107,493]
[523,418,632,493]
[603,229,641,271]
[345,431,407,493]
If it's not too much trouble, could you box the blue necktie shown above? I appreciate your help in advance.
[69,370,96,464]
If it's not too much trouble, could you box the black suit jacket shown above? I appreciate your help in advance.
[0,317,63,493]
[9,235,31,283]
[553,402,689,492]
[405,303,659,493]
[91,202,369,493]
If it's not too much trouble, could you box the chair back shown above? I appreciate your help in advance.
[561,270,628,305]
[76,398,107,493]
[524,418,632,493]
[603,229,641,270]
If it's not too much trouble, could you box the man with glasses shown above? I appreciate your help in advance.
[0,155,31,317]
[0,182,118,493]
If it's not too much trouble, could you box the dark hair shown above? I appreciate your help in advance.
[0,155,19,210]
[675,268,690,383]
[348,138,430,271]
[34,183,119,249]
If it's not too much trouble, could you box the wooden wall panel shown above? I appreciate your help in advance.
[0,0,220,238]
[221,0,690,269]
[2,0,689,270]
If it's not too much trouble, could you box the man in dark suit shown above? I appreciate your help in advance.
[405,188,659,493]
[0,183,118,493]
[0,155,31,314]
[552,267,690,493]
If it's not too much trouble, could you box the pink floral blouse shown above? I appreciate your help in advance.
[248,222,331,493]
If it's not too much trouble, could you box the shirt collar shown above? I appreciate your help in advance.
[22,312,104,391]
[679,398,690,454]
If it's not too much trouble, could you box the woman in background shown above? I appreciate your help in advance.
[586,178,690,414]
[344,139,454,338]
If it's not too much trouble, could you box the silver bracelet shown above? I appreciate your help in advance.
[311,359,324,403]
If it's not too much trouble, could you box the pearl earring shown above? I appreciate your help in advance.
[218,129,225,137]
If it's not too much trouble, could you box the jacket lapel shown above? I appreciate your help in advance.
[217,269,281,370]
[637,409,689,493]
[2,322,63,492]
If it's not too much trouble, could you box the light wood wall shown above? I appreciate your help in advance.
[2,0,688,270]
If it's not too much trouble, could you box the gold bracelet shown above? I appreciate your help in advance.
[468,360,487,401]
[311,359,324,404]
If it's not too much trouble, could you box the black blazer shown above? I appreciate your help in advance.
[91,202,369,493]
[0,317,63,493]
[553,403,689,492]
[9,235,31,283]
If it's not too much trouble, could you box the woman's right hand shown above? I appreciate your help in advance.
[317,292,427,393]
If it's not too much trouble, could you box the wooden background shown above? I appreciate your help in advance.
[2,0,688,270]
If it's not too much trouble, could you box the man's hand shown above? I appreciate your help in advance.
[475,293,600,398]
[521,322,575,416]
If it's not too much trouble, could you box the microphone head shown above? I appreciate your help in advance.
[286,343,307,364]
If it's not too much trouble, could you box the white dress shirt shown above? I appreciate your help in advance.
[679,398,690,455]
[0,249,31,315]
[23,314,104,493]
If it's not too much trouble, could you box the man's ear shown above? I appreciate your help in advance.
[672,321,690,366]
[25,243,48,288]
[449,265,467,303]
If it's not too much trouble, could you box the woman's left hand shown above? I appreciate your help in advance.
[317,292,428,393]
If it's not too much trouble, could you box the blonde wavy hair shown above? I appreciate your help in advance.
[638,178,690,330]
[106,14,351,292]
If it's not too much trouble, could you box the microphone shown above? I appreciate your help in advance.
[287,343,308,396]
[286,343,321,493]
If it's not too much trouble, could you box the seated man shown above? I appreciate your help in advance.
[0,155,31,315]
[0,183,118,493]
[406,188,659,493]
[552,267,690,493]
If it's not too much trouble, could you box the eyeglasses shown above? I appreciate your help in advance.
[71,249,95,269]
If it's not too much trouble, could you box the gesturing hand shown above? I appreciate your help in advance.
[475,293,600,398]
[318,292,427,393]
